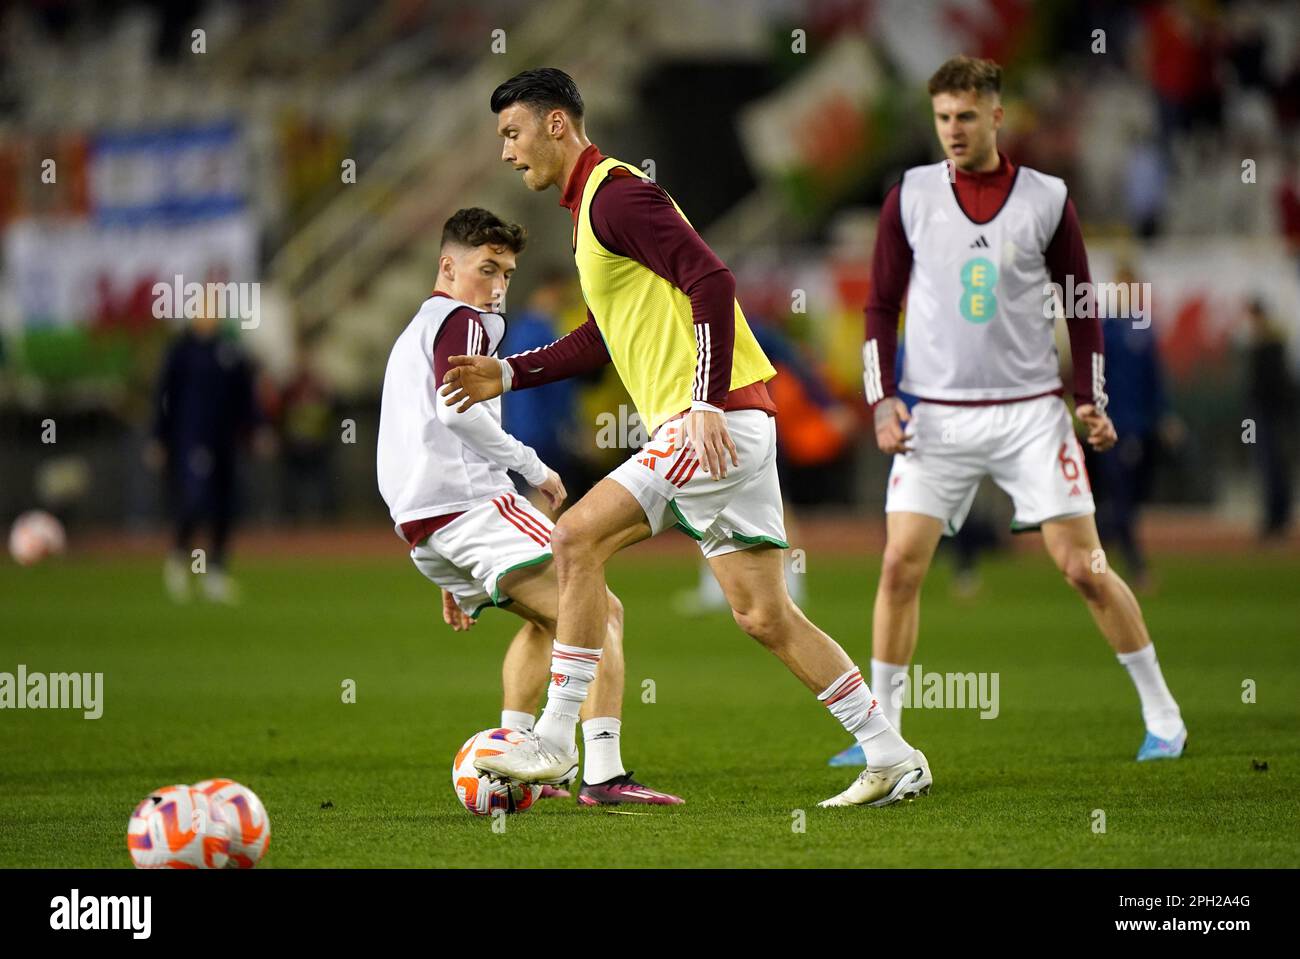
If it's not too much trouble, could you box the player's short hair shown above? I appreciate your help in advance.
[928,55,1002,98]
[490,68,585,123]
[440,207,527,254]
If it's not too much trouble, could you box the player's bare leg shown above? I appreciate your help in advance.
[827,511,943,767]
[501,619,551,719]
[1042,514,1186,759]
[708,544,931,806]
[1041,514,1149,653]
[873,512,944,727]
[709,544,855,691]
[874,512,945,671]
[474,492,652,784]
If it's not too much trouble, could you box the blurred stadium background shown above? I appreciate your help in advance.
[2,0,1298,560]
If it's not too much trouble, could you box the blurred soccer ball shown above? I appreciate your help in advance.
[452,728,541,817]
[8,510,65,566]
[126,784,231,869]
[194,778,271,868]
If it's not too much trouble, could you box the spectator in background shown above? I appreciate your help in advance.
[1244,299,1296,541]
[499,269,587,505]
[1089,265,1184,591]
[1124,133,1168,239]
[273,334,340,523]
[148,310,265,604]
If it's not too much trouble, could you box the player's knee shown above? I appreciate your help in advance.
[879,549,926,603]
[550,517,597,572]
[732,599,795,647]
[1061,551,1105,602]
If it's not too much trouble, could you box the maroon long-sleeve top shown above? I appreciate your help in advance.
[504,144,774,418]
[864,152,1103,409]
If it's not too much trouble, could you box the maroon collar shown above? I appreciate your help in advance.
[560,143,605,216]
[953,150,1014,184]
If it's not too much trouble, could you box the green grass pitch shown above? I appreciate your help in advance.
[2,548,1297,868]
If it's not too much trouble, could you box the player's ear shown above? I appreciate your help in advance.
[439,253,456,283]
[547,108,565,139]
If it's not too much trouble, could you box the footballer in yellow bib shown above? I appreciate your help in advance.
[441,68,931,809]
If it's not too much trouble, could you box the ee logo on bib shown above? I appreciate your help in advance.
[959,256,998,324]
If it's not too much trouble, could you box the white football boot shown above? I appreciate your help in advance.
[472,730,579,786]
[819,749,932,807]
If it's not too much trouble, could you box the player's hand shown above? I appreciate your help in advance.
[684,409,739,481]
[440,356,506,412]
[535,468,567,511]
[1075,404,1118,452]
[874,397,912,455]
[441,589,474,632]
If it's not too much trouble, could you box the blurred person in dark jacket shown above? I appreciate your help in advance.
[1244,298,1296,540]
[1088,266,1185,591]
[148,311,265,603]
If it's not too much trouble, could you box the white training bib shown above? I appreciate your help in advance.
[377,295,513,533]
[898,160,1068,402]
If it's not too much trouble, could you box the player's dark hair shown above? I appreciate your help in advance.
[440,207,527,253]
[490,68,584,123]
[928,55,1002,98]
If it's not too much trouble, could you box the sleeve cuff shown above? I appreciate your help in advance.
[690,400,724,414]
[501,359,514,393]
[521,455,549,487]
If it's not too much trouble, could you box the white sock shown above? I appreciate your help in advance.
[582,717,626,784]
[871,658,909,732]
[500,709,534,733]
[1116,644,1183,739]
[533,641,601,753]
[819,666,912,768]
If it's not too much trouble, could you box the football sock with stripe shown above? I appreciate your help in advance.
[1116,643,1183,740]
[582,717,626,785]
[534,641,602,754]
[820,666,912,768]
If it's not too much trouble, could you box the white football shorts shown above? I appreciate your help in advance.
[609,408,788,559]
[885,394,1095,535]
[409,492,553,617]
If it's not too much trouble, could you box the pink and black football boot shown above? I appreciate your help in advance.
[577,772,684,807]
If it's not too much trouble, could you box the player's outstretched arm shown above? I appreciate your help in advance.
[442,314,612,414]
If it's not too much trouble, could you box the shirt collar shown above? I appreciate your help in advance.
[954,151,1014,182]
[560,143,605,212]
